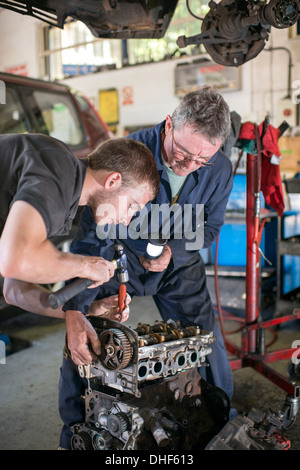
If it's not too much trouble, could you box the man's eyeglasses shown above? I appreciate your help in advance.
[171,127,217,167]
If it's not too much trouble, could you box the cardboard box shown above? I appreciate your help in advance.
[278,136,300,173]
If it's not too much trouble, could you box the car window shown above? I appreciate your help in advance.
[32,90,85,146]
[0,87,28,134]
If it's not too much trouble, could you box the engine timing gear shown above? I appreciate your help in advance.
[71,431,93,450]
[107,412,130,437]
[99,328,133,370]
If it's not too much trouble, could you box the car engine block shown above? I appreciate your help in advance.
[70,318,231,450]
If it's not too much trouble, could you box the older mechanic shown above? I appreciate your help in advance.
[0,133,159,317]
[58,87,235,449]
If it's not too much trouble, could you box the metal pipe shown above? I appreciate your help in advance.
[246,153,259,353]
[264,47,293,98]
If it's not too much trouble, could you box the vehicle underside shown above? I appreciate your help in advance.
[0,0,299,65]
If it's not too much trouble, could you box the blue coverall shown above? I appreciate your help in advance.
[58,121,234,449]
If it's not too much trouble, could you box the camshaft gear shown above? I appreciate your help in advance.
[99,328,133,370]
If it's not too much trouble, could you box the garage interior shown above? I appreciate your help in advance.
[0,0,300,451]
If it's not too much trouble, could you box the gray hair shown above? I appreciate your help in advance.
[171,87,231,144]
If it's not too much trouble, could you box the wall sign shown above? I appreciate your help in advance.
[121,86,134,106]
[98,88,119,126]
[175,59,240,96]
[5,64,28,77]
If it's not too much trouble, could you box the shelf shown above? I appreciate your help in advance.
[276,213,300,316]
[277,235,300,256]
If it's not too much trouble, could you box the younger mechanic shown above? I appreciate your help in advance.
[1,134,159,323]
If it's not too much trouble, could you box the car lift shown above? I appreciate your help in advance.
[216,121,300,428]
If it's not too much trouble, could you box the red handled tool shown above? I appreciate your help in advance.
[118,283,127,318]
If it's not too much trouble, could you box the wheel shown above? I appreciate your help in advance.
[287,361,300,381]
[281,394,299,430]
[282,415,296,431]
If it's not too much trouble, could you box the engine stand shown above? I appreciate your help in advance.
[223,148,300,427]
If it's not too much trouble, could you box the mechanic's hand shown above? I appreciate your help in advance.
[80,255,115,288]
[88,293,131,323]
[66,310,101,365]
[139,244,172,272]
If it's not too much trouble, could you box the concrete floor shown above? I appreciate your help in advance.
[0,278,300,451]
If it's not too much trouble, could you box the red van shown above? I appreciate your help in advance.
[0,72,112,158]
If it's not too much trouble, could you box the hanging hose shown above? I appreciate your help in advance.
[214,235,227,340]
[214,149,243,340]
[213,304,278,348]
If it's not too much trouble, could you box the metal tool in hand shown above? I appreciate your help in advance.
[48,243,129,309]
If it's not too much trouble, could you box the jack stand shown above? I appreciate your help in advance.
[224,130,300,421]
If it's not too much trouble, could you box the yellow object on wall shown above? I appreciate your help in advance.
[99,88,119,126]
[279,136,300,174]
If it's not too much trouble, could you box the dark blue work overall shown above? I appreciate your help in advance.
[58,121,234,448]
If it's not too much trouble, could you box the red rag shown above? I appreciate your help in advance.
[259,123,284,218]
[238,122,285,217]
